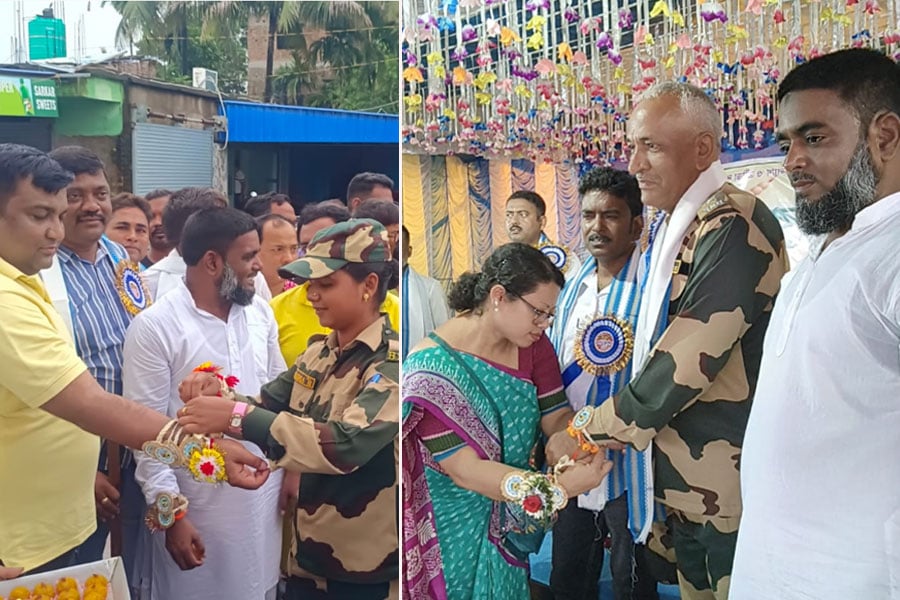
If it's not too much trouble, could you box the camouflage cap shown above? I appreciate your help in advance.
[279,218,391,283]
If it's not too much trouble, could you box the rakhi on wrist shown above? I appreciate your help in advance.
[142,420,228,484]
[499,469,568,526]
[145,492,189,532]
[567,406,601,457]
[193,361,239,400]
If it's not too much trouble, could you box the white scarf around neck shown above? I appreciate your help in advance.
[633,161,727,368]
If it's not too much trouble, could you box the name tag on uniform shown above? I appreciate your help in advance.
[387,340,399,362]
[293,369,316,389]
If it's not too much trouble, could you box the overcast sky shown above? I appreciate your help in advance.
[0,0,121,64]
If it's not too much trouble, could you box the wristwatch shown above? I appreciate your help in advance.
[227,402,249,437]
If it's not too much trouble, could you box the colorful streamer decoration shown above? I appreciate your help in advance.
[402,0,897,165]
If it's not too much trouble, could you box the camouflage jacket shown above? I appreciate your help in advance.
[241,314,399,583]
[587,183,788,518]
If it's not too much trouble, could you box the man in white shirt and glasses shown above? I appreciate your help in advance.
[730,48,900,600]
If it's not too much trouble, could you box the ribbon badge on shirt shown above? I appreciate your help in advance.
[550,244,653,542]
[573,315,634,377]
[537,233,572,274]
[116,261,152,316]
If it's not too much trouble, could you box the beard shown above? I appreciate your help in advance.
[219,263,256,306]
[794,143,878,235]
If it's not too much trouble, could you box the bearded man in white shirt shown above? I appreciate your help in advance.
[730,48,900,600]
[124,207,287,599]
[144,187,272,302]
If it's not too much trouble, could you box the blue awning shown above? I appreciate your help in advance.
[221,100,397,144]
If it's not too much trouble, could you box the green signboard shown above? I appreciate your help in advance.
[0,77,58,118]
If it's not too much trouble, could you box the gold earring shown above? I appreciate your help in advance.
[363,293,370,302]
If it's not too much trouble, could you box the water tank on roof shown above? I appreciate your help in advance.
[28,8,67,60]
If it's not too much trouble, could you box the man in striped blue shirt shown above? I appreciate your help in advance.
[46,146,148,585]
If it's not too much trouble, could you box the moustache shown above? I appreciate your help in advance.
[587,233,610,244]
[790,173,816,186]
[76,212,105,224]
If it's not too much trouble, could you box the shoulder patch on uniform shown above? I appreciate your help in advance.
[387,339,400,362]
[293,368,317,389]
[697,193,729,221]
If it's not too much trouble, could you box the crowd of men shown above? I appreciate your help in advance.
[0,151,401,600]
[0,45,898,600]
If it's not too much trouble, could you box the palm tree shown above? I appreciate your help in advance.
[271,50,322,105]
[106,1,197,76]
[107,0,161,52]
[107,0,395,106]
[198,2,302,102]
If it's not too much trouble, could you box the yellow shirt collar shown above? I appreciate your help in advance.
[0,256,52,302]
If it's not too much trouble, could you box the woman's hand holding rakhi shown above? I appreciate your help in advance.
[554,452,613,497]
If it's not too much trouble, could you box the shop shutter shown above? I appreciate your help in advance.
[132,123,213,194]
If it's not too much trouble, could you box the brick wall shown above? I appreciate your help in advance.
[246,14,328,101]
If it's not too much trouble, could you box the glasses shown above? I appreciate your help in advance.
[508,292,555,326]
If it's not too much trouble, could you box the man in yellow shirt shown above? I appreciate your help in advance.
[271,281,401,366]
[272,202,401,365]
[0,144,270,574]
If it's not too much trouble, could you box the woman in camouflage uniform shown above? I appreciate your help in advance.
[177,219,400,600]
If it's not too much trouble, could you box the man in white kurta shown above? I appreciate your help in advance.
[731,48,900,599]
[145,247,271,303]
[142,187,271,302]
[123,216,286,598]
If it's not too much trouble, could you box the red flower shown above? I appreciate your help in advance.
[224,375,240,388]
[523,495,543,513]
[200,461,215,476]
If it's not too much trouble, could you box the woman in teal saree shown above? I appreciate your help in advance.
[402,244,612,599]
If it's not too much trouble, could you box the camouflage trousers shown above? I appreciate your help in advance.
[283,569,398,600]
[668,509,740,600]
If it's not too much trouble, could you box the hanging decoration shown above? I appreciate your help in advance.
[402,0,896,165]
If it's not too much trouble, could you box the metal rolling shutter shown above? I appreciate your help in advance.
[0,117,52,150]
[132,123,213,194]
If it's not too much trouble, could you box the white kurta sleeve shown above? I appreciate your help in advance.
[426,278,452,326]
[255,272,273,301]
[567,251,583,279]
[263,304,287,379]
[142,266,161,301]
[123,310,181,504]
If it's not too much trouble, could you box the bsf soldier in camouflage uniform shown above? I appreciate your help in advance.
[548,83,789,600]
[178,219,399,600]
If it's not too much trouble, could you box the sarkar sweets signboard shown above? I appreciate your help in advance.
[0,77,58,117]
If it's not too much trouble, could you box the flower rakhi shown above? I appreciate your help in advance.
[143,421,228,484]
[193,362,239,398]
[189,440,228,484]
[500,470,567,529]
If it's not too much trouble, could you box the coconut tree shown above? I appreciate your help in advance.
[105,1,197,76]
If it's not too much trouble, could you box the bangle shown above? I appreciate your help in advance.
[145,492,189,532]
[500,470,568,526]
[142,420,228,484]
